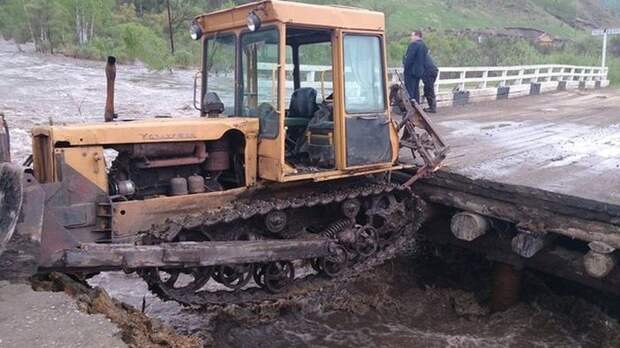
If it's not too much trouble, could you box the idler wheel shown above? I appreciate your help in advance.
[355,225,379,258]
[214,264,253,290]
[265,211,287,234]
[341,199,361,219]
[318,245,348,278]
[256,261,295,293]
[148,267,211,292]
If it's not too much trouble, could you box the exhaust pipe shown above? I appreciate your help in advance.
[104,56,117,122]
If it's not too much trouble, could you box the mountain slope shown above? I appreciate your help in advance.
[303,0,620,38]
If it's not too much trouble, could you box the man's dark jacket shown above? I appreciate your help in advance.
[424,52,439,76]
[403,40,428,78]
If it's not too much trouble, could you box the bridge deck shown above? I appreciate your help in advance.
[404,89,620,210]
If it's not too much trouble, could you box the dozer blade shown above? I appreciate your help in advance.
[395,85,449,186]
[0,162,24,255]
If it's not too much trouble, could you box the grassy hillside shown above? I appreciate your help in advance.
[1,0,618,84]
[303,0,620,39]
[303,0,620,84]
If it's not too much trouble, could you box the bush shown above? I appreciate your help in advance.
[608,58,620,87]
[118,22,172,70]
[173,50,193,67]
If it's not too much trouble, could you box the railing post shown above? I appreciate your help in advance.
[481,70,489,88]
[516,68,524,85]
[459,70,466,90]
[576,67,581,82]
[500,69,508,87]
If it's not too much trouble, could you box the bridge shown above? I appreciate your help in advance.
[398,87,620,301]
[255,60,617,300]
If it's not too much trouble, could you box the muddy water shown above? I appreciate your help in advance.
[0,39,198,162]
[1,39,619,347]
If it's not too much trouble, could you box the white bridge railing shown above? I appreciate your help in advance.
[387,64,609,92]
[253,63,609,106]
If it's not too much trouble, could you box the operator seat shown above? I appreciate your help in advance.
[286,87,318,128]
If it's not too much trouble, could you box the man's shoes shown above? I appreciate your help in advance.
[423,107,437,114]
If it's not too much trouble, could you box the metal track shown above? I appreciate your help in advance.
[140,179,427,306]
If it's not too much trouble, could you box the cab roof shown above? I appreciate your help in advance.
[195,0,385,34]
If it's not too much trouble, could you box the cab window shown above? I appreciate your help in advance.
[203,34,236,115]
[343,35,385,113]
[240,28,280,138]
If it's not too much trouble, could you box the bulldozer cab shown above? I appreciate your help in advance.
[194,0,401,182]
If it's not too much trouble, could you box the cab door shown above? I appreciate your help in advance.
[337,32,392,168]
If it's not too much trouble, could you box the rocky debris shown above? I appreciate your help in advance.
[32,273,203,348]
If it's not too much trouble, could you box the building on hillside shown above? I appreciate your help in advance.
[444,27,565,48]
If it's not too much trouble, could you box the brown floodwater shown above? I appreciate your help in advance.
[1,39,618,347]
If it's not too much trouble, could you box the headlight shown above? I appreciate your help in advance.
[190,22,203,40]
[247,11,261,32]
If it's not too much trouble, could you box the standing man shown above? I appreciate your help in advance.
[423,51,438,113]
[402,31,427,104]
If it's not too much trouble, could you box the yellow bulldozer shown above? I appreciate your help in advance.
[0,0,446,305]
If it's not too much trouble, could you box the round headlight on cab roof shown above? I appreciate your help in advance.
[247,11,261,32]
[190,21,203,40]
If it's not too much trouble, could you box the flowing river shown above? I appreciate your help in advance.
[1,39,618,347]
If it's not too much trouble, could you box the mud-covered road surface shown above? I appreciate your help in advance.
[1,39,619,347]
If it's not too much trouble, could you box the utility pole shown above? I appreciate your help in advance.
[602,30,608,69]
[166,0,175,55]
[592,28,619,69]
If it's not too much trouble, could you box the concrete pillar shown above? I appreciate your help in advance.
[450,212,489,241]
[583,241,616,279]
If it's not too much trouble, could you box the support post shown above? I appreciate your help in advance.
[511,232,552,258]
[450,212,489,241]
[490,262,522,312]
[583,241,616,279]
